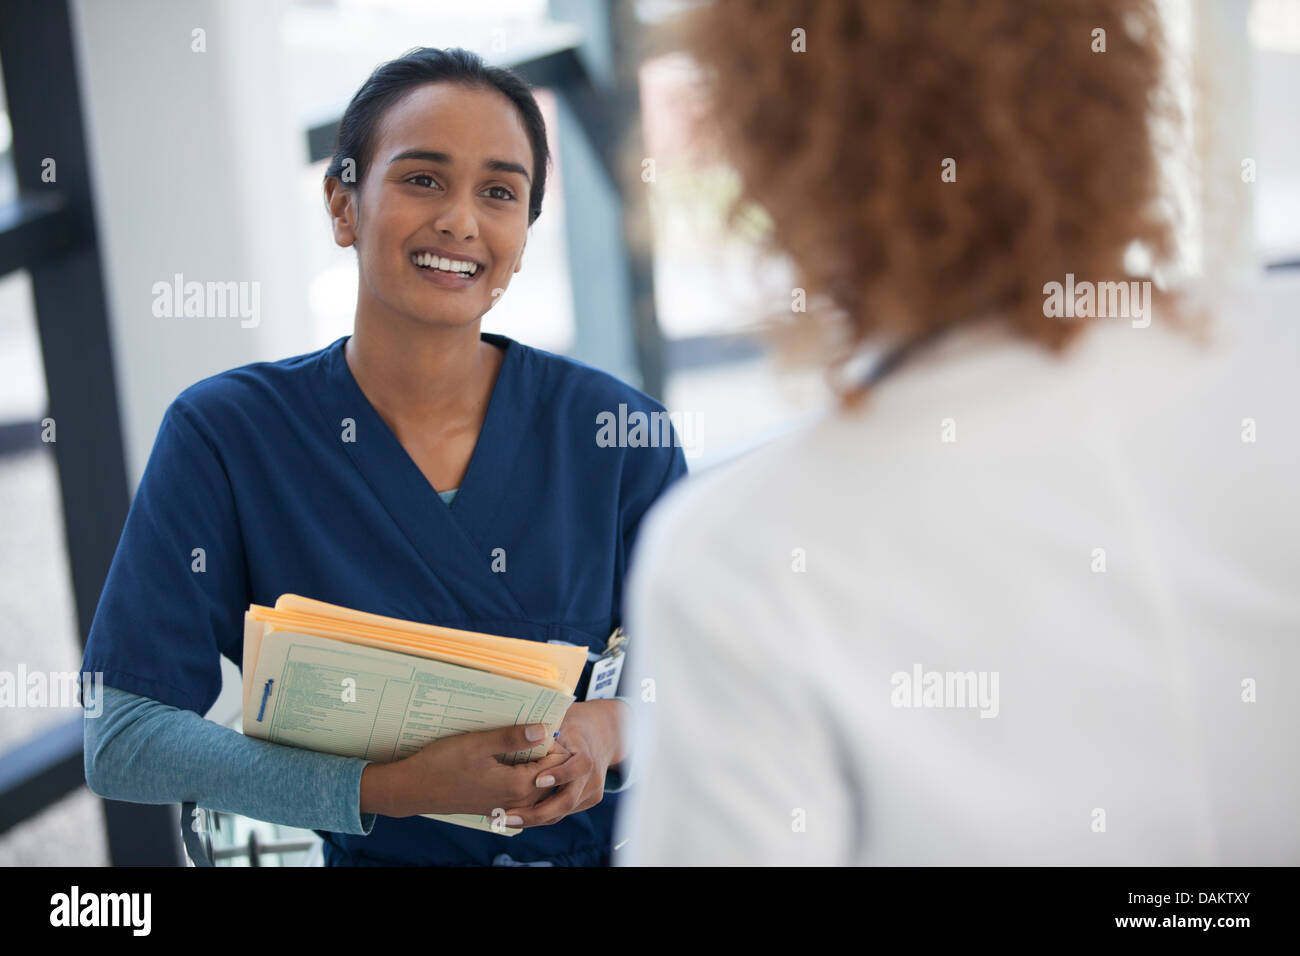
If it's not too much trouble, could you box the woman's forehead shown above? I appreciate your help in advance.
[375,83,531,165]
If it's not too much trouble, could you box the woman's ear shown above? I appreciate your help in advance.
[324,177,358,248]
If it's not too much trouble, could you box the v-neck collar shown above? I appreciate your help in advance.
[328,331,519,502]
[311,331,535,618]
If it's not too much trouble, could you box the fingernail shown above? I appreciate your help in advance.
[525,725,545,741]
[505,815,523,827]
[536,775,555,788]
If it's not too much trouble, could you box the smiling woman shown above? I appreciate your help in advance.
[319,58,550,494]
[323,55,544,337]
[79,47,688,867]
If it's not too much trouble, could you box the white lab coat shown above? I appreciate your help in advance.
[617,278,1300,865]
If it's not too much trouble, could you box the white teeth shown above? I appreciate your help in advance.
[412,253,477,275]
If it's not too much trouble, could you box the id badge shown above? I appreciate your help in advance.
[585,628,628,701]
[585,652,624,700]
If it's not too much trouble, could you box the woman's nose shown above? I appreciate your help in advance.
[433,192,478,242]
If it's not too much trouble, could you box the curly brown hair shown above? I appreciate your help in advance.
[672,0,1185,401]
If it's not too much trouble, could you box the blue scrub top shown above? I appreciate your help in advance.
[81,332,688,866]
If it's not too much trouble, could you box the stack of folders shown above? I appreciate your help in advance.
[241,594,588,835]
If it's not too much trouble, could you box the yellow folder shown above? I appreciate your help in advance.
[241,594,587,715]
[240,594,589,836]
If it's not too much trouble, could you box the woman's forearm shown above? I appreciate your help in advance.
[359,760,404,816]
[85,684,377,836]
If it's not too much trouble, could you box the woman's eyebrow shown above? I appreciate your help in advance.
[387,148,530,184]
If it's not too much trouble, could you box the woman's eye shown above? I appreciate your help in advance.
[406,174,437,188]
[484,186,515,201]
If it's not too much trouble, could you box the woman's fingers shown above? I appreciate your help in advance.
[506,781,585,828]
[533,750,591,789]
[531,746,572,771]
[475,723,551,760]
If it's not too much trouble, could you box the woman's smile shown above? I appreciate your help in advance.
[409,247,485,289]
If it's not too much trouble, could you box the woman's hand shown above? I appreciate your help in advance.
[361,723,573,819]
[502,699,628,828]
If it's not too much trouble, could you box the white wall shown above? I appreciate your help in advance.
[71,0,313,490]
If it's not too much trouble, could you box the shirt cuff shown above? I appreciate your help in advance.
[351,760,378,835]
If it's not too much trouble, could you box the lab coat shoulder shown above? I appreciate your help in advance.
[625,412,868,693]
[620,418,861,865]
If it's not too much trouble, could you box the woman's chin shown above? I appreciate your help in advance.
[407,308,486,331]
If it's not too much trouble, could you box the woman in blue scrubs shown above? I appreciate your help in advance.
[80,47,687,866]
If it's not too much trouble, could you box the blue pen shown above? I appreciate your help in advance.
[256,678,274,722]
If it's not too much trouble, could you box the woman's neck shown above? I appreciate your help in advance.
[344,313,501,429]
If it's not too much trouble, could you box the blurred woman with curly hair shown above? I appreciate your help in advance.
[618,0,1299,865]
